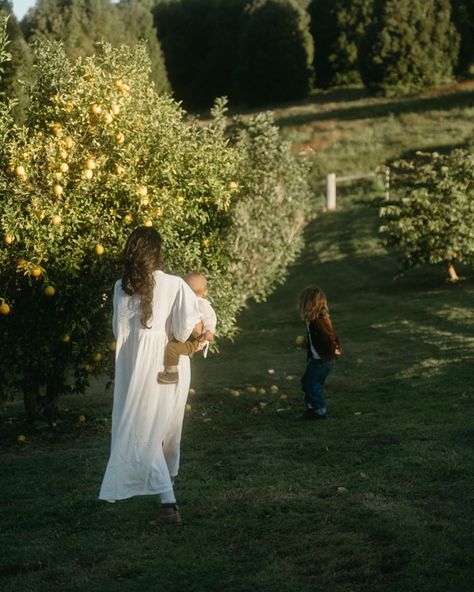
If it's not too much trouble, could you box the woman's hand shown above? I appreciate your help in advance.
[191,321,204,338]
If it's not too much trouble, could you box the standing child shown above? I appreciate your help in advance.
[158,272,217,384]
[298,286,341,420]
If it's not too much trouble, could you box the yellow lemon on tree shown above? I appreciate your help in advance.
[86,158,97,170]
[84,363,94,373]
[31,267,42,278]
[60,162,69,173]
[65,102,74,112]
[137,185,148,197]
[64,137,74,149]
[52,214,62,225]
[111,103,120,115]
[103,113,113,125]
[115,164,124,175]
[123,214,133,225]
[83,169,93,180]
[44,285,55,297]
[95,244,105,256]
[90,103,102,115]
[15,165,26,177]
[62,334,71,343]
[92,352,102,362]
[78,415,86,423]
[109,341,117,351]
[0,301,11,315]
[295,335,305,347]
[144,219,153,227]
[53,184,63,197]
[59,149,68,160]
[17,434,26,443]
[3,234,15,245]
[228,181,239,191]
[52,122,62,135]
[115,132,125,145]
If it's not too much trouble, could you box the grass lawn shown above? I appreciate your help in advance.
[1,87,473,592]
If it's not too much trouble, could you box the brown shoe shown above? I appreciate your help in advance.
[159,505,182,526]
[157,371,179,384]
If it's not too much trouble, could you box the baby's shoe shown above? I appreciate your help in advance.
[157,371,179,384]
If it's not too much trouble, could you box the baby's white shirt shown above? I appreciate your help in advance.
[198,297,217,333]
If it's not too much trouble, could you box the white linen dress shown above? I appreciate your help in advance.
[99,270,201,501]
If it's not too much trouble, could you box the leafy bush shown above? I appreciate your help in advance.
[0,38,312,416]
[451,0,474,75]
[234,0,313,105]
[308,0,373,88]
[379,149,474,280]
[359,0,460,96]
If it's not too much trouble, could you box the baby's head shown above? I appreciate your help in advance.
[185,272,208,298]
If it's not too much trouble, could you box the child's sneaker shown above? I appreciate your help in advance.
[157,371,179,384]
[159,504,182,526]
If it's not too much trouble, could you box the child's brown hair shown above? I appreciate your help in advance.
[298,286,329,322]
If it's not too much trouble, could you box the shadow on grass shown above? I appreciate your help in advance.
[276,88,474,128]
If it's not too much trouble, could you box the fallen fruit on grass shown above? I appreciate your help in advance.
[245,386,257,393]
[249,406,259,415]
[44,285,55,297]
[185,403,192,412]
[17,434,26,443]
[279,394,288,400]
[78,415,86,423]
[257,388,266,396]
[295,335,305,347]
[258,402,267,409]
[285,375,295,381]
[270,385,279,394]
[267,368,275,375]
[188,388,196,396]
[62,334,71,343]
[84,364,94,373]
[229,389,240,397]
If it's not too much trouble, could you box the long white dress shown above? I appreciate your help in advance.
[99,270,201,501]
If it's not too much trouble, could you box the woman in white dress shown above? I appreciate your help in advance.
[99,227,202,525]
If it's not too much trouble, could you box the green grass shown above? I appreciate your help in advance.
[1,87,474,592]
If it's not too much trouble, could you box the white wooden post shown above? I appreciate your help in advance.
[326,173,336,210]
[384,166,390,200]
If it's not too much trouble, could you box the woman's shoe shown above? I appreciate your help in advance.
[159,504,182,526]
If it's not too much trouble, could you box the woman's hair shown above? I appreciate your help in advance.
[298,286,329,322]
[122,227,162,328]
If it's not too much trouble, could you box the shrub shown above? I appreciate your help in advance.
[234,0,313,106]
[0,38,312,417]
[451,0,474,75]
[308,0,373,88]
[379,149,474,280]
[359,0,460,96]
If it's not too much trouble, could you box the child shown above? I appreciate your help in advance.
[158,272,217,384]
[298,286,341,420]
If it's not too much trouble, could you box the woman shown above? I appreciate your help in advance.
[99,227,202,525]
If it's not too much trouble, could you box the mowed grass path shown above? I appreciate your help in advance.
[1,196,473,592]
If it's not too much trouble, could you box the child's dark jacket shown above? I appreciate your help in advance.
[306,317,341,362]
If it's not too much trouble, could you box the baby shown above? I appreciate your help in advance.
[158,272,217,385]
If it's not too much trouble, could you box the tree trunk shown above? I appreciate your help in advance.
[45,376,63,424]
[23,385,40,421]
[447,261,460,281]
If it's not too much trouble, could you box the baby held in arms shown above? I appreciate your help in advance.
[158,272,217,385]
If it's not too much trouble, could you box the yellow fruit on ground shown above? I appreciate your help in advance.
[60,162,69,173]
[258,402,267,409]
[295,335,305,347]
[90,103,102,115]
[44,285,55,297]
[78,415,86,423]
[185,403,192,412]
[92,352,102,362]
[279,394,288,400]
[95,244,105,256]
[53,184,63,196]
[17,434,26,443]
[123,214,133,225]
[258,388,266,396]
[246,386,257,393]
[86,158,97,170]
[115,132,125,145]
[270,385,279,394]
[115,164,124,175]
[188,388,196,396]
[31,268,42,278]
[3,234,15,245]
[52,214,62,225]
[0,302,11,315]
[15,165,26,177]
[230,389,240,397]
[144,219,153,227]
[62,334,71,343]
[137,185,148,197]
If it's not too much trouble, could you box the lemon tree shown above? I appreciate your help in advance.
[0,32,312,419]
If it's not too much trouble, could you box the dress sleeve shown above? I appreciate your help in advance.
[171,280,201,343]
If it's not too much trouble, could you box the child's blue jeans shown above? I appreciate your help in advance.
[301,359,335,413]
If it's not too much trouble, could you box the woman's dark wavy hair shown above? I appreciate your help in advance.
[122,227,162,328]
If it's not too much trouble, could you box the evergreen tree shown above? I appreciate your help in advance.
[359,0,460,96]
[154,0,247,109]
[22,0,169,91]
[451,0,474,74]
[0,1,33,121]
[235,0,313,106]
[308,0,373,88]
